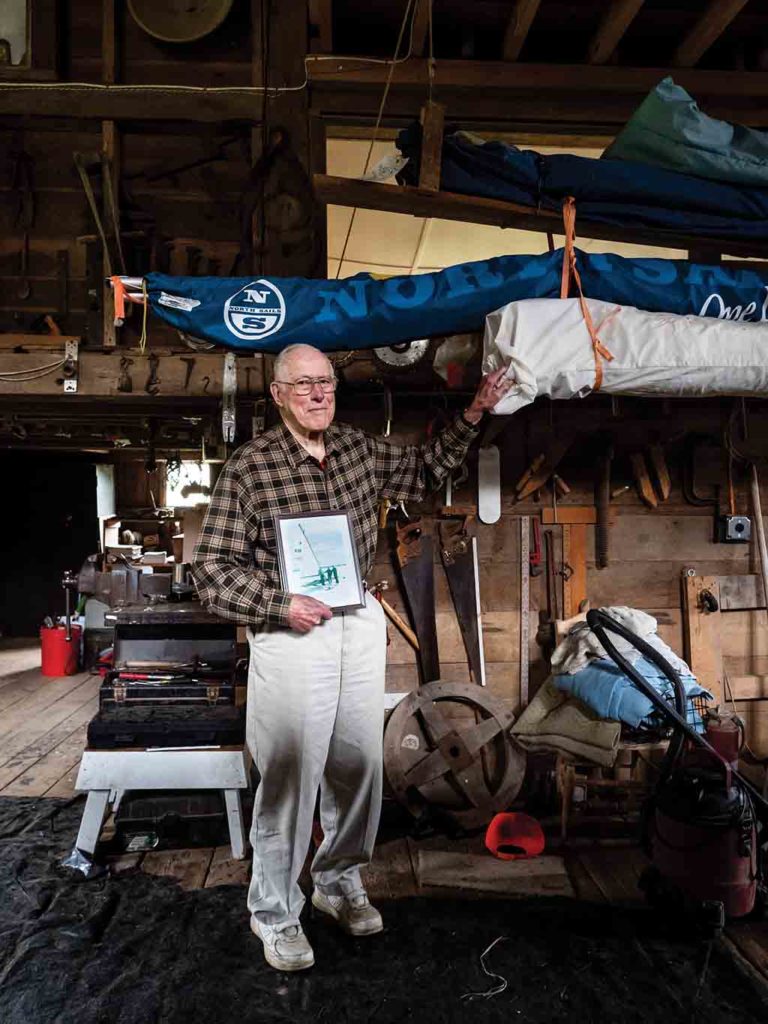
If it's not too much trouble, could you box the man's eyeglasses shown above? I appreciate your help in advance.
[274,376,337,396]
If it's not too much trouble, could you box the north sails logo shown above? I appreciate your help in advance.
[223,279,286,341]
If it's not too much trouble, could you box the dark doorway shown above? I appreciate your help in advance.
[0,454,99,637]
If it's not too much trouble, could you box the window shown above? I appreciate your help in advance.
[0,1,28,66]
[165,462,212,508]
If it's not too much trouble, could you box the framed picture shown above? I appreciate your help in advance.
[275,510,365,612]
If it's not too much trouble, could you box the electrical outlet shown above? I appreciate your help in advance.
[719,515,751,543]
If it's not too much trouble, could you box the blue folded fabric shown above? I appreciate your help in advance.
[397,125,768,240]
[554,657,712,732]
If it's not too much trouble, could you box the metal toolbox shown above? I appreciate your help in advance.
[100,602,239,712]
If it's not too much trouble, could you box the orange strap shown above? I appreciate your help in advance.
[560,197,614,390]
[110,275,127,323]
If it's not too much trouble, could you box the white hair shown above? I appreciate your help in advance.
[273,344,333,382]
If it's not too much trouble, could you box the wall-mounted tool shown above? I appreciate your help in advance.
[439,516,486,686]
[180,356,196,391]
[371,579,420,651]
[222,352,237,443]
[117,357,133,393]
[395,516,440,684]
[145,353,160,395]
[630,444,670,508]
[514,436,573,503]
[373,338,431,373]
[478,445,501,524]
[128,0,235,44]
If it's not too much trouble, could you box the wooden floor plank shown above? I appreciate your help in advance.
[2,720,91,797]
[107,852,145,875]
[0,671,94,740]
[727,921,768,983]
[576,846,643,904]
[44,756,87,799]
[0,668,55,710]
[0,640,42,679]
[204,845,250,888]
[142,847,216,891]
[0,695,97,793]
[0,675,99,770]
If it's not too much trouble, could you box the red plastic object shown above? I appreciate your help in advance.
[485,812,545,860]
[40,625,82,677]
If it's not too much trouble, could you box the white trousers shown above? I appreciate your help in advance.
[246,593,386,926]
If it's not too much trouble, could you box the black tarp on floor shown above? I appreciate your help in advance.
[0,797,766,1024]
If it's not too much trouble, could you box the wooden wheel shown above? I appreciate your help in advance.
[383,680,526,829]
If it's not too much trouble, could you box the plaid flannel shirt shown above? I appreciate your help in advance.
[193,413,479,626]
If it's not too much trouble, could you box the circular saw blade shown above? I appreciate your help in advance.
[373,338,431,372]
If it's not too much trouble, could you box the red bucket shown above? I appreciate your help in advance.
[40,625,82,677]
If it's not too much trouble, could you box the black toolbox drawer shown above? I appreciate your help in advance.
[87,705,246,749]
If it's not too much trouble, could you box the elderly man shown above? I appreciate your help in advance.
[194,343,510,971]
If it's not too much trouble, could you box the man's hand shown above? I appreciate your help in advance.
[288,594,333,633]
[463,367,516,424]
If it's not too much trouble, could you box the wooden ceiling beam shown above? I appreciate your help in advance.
[672,0,749,68]
[313,172,768,260]
[0,84,264,122]
[306,56,768,98]
[502,0,542,61]
[587,0,645,66]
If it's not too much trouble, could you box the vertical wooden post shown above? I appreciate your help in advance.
[682,573,724,703]
[102,0,119,348]
[418,101,445,192]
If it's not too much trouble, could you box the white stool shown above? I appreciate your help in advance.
[73,746,249,861]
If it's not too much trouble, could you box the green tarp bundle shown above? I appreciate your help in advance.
[604,76,768,188]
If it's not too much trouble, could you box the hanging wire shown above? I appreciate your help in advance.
[333,0,418,279]
[0,358,66,380]
[0,49,420,99]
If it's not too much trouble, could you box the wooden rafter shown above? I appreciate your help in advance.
[309,58,768,126]
[0,84,264,121]
[313,173,768,260]
[308,0,333,53]
[672,0,749,68]
[587,0,645,66]
[502,0,542,61]
[306,57,768,98]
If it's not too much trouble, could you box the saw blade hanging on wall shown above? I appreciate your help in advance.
[395,517,440,684]
[439,517,486,686]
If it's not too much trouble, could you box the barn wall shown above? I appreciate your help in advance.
[360,395,768,755]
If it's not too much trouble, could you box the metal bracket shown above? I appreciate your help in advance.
[63,339,79,394]
[222,352,237,444]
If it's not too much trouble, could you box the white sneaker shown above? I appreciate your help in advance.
[250,917,315,971]
[311,889,384,936]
